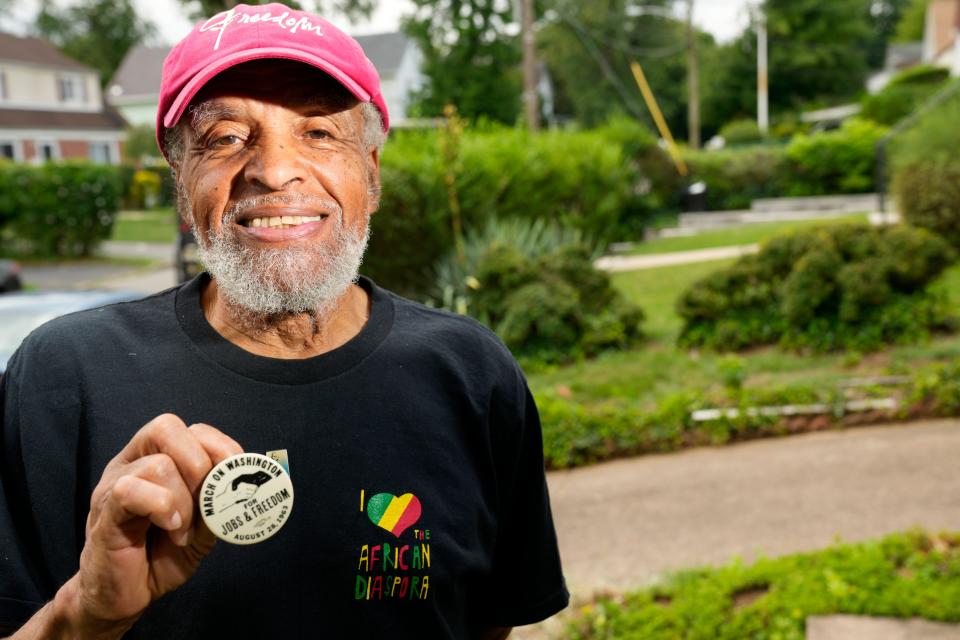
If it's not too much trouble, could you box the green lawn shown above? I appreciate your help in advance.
[110,209,178,243]
[526,258,960,408]
[627,214,869,256]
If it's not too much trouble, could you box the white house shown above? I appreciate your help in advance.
[0,32,125,164]
[109,32,426,131]
[923,0,960,75]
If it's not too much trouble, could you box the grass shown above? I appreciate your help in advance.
[526,259,960,409]
[110,209,178,243]
[626,213,869,256]
[566,529,960,640]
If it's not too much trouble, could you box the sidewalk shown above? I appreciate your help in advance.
[547,419,960,595]
[595,244,758,272]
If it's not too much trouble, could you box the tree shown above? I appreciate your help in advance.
[537,0,719,138]
[403,0,522,124]
[893,0,928,42]
[176,0,376,22]
[699,0,876,134]
[866,0,913,68]
[35,0,157,87]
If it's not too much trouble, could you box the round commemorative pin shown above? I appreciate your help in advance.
[199,452,294,545]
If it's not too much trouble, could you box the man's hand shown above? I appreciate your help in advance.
[11,414,242,639]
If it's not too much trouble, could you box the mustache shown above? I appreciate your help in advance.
[222,194,343,224]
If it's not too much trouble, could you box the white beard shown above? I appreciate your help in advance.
[193,194,370,318]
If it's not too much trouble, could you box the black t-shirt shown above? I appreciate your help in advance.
[0,275,568,638]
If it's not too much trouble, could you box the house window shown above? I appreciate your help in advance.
[88,142,111,163]
[0,69,7,102]
[57,74,86,104]
[36,140,58,162]
[0,141,21,161]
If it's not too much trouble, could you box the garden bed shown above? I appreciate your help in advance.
[566,529,960,640]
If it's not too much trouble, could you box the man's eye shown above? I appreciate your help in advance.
[211,134,242,147]
[307,130,330,140]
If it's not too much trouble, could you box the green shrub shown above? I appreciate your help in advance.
[889,83,960,170]
[478,244,644,362]
[364,123,663,297]
[785,118,888,195]
[861,64,950,125]
[683,146,788,211]
[893,162,960,249]
[888,85,960,251]
[677,223,957,352]
[719,118,763,146]
[0,161,121,256]
[430,217,643,363]
[567,530,960,639]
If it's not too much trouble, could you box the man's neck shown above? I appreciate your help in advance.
[200,278,370,359]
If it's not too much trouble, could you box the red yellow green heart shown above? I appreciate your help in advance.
[367,492,422,537]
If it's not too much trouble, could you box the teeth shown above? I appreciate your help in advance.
[245,215,324,228]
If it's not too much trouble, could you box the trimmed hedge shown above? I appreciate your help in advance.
[682,146,787,211]
[784,118,888,195]
[676,223,956,353]
[861,64,950,126]
[681,119,886,211]
[365,121,671,297]
[0,161,121,256]
[568,529,960,639]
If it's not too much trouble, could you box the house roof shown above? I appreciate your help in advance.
[108,45,168,99]
[0,32,90,72]
[353,32,411,77]
[884,42,924,70]
[0,106,126,131]
[108,32,412,101]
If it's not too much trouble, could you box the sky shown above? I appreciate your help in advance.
[2,0,754,45]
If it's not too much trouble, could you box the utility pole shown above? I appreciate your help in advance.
[686,0,700,149]
[756,4,769,135]
[521,0,540,131]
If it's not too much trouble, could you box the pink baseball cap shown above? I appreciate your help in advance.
[156,2,389,156]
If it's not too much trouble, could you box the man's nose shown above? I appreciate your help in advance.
[243,130,306,191]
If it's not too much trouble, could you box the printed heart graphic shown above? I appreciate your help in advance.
[367,492,422,537]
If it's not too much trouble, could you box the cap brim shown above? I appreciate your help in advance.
[162,46,372,130]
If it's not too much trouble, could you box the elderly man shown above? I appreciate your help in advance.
[0,4,567,638]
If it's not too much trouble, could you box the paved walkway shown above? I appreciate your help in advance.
[511,420,960,638]
[547,419,960,595]
[807,616,960,639]
[20,242,177,293]
[595,244,758,272]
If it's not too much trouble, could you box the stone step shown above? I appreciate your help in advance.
[752,193,881,213]
[807,615,960,640]
[675,209,899,231]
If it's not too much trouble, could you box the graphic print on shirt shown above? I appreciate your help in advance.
[356,489,432,601]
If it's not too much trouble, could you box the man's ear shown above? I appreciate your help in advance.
[366,147,381,214]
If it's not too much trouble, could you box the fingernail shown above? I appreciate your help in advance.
[170,511,183,530]
[174,529,191,547]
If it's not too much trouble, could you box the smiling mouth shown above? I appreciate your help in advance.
[240,215,327,229]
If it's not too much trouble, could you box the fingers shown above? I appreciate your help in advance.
[187,423,243,465]
[96,416,243,548]
[95,453,195,548]
[108,474,182,532]
[116,414,214,494]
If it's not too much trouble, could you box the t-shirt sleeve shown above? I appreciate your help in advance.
[476,364,569,627]
[0,350,51,629]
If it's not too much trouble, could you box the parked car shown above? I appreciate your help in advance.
[177,222,202,283]
[0,290,142,374]
[0,259,22,293]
